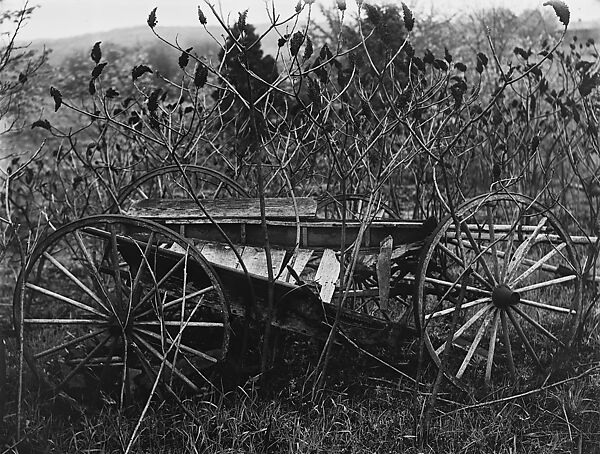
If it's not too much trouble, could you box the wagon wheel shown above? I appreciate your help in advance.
[415,192,581,386]
[316,194,399,220]
[13,215,230,403]
[111,165,250,214]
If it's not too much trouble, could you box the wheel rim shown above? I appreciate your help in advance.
[13,215,229,401]
[112,165,250,214]
[415,193,581,386]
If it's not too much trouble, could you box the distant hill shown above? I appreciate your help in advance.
[29,24,280,66]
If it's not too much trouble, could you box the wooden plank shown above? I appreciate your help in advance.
[128,197,317,220]
[282,249,313,282]
[314,249,340,304]
[376,235,393,311]
[182,221,429,251]
[237,246,286,278]
[195,242,240,269]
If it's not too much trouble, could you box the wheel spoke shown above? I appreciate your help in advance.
[435,302,493,355]
[56,333,112,391]
[132,333,199,393]
[134,321,223,328]
[424,277,491,296]
[459,221,497,285]
[24,318,108,325]
[510,243,567,287]
[487,206,500,281]
[511,305,564,346]
[500,309,516,379]
[438,242,493,290]
[520,298,576,314]
[506,307,543,370]
[132,256,186,312]
[109,224,125,306]
[42,251,110,315]
[456,308,495,379]
[514,274,577,293]
[74,230,114,314]
[130,231,156,308]
[427,297,491,321]
[485,309,500,387]
[506,216,548,281]
[134,328,218,363]
[33,329,108,359]
[25,283,107,318]
[136,286,215,318]
[501,219,517,282]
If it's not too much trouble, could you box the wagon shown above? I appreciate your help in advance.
[13,175,586,401]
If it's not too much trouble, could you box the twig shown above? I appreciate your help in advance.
[446,365,600,414]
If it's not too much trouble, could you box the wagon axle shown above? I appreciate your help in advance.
[491,284,520,308]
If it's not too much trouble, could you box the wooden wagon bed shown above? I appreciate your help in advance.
[127,197,434,305]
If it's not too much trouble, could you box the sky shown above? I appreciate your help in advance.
[3,0,600,41]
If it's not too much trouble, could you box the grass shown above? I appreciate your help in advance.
[2,321,600,454]
[1,254,599,453]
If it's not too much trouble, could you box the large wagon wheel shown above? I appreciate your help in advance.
[111,165,249,214]
[13,215,230,402]
[317,193,399,220]
[415,192,581,386]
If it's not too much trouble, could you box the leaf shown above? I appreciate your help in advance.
[18,72,27,84]
[31,119,51,130]
[531,135,540,153]
[197,6,207,25]
[433,59,448,71]
[88,79,96,95]
[91,41,102,64]
[91,62,107,80]
[513,46,531,60]
[148,88,162,111]
[412,56,425,72]
[579,73,600,97]
[194,64,208,88]
[237,10,248,31]
[543,1,570,27]
[147,7,158,28]
[303,36,313,60]
[105,87,120,98]
[290,31,304,57]
[320,43,333,61]
[423,49,434,65]
[50,86,62,112]
[444,47,452,63]
[132,64,153,80]
[476,52,488,74]
[401,3,414,32]
[492,162,502,180]
[454,62,467,72]
[405,41,414,58]
[278,35,288,48]
[178,47,193,69]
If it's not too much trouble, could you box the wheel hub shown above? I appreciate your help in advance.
[492,284,520,308]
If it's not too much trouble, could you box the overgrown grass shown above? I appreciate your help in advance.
[2,316,599,454]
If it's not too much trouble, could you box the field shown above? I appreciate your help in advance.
[2,1,600,452]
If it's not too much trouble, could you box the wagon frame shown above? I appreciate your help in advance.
[11,180,589,402]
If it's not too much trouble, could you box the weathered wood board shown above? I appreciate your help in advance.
[314,249,340,303]
[128,197,317,220]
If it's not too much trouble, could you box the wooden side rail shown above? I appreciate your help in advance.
[128,197,318,220]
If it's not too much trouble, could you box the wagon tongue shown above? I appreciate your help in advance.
[492,284,520,308]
